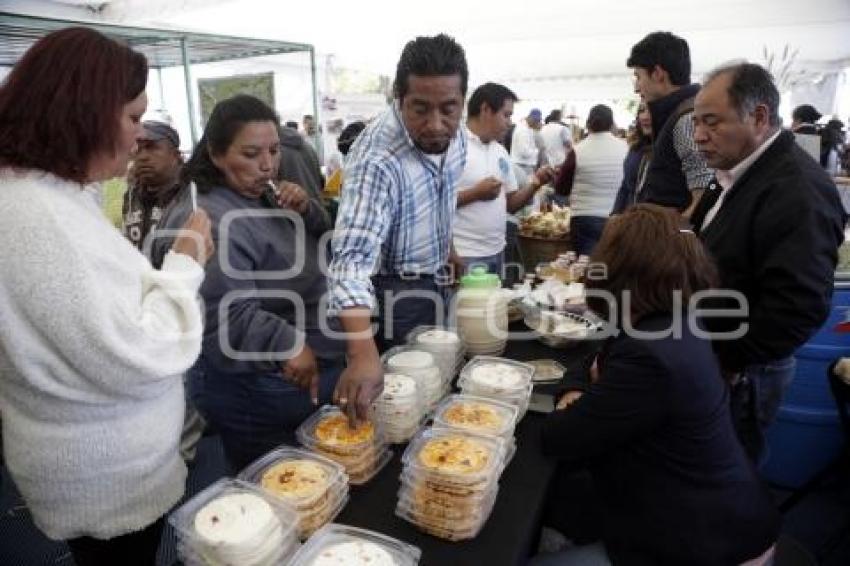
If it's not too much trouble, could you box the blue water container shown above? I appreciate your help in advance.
[761,280,850,488]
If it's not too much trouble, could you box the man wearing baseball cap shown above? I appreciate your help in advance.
[122,119,183,251]
[510,108,544,183]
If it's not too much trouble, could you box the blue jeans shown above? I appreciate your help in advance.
[462,252,505,280]
[373,274,449,350]
[187,355,344,473]
[570,216,607,256]
[730,356,796,464]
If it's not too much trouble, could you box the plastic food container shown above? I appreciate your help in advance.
[237,447,349,538]
[432,394,518,440]
[289,523,421,565]
[395,485,498,542]
[458,356,535,394]
[528,359,567,382]
[169,478,300,565]
[407,326,466,384]
[457,357,535,420]
[296,406,392,485]
[401,428,506,486]
[382,346,445,411]
[373,372,425,443]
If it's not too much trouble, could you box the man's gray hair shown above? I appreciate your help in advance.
[704,62,782,127]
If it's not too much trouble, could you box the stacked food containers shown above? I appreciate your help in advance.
[395,428,509,541]
[169,478,300,565]
[297,406,392,485]
[237,447,349,539]
[289,524,421,565]
[432,394,519,464]
[457,356,535,420]
[382,346,446,412]
[373,372,425,444]
[407,326,466,386]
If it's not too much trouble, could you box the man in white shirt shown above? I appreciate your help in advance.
[540,109,573,167]
[454,84,552,278]
[511,108,543,184]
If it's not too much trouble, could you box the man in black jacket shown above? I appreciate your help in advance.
[122,120,183,251]
[627,31,713,217]
[692,62,847,461]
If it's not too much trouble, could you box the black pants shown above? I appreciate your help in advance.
[66,517,165,566]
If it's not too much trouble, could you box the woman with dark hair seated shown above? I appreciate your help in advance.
[152,95,346,472]
[534,204,780,565]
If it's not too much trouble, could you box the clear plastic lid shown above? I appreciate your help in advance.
[237,447,348,509]
[176,536,301,566]
[398,468,498,501]
[381,346,436,371]
[458,356,535,393]
[459,380,534,403]
[408,325,464,348]
[528,359,567,382]
[169,478,299,565]
[377,372,419,402]
[401,427,506,485]
[306,445,393,486]
[296,491,350,540]
[347,447,393,486]
[290,523,421,566]
[397,480,499,522]
[395,490,497,542]
[432,394,518,439]
[297,405,385,455]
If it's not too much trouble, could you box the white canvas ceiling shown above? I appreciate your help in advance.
[5,0,850,120]
[10,0,850,79]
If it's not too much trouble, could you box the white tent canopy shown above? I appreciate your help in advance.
[6,0,850,128]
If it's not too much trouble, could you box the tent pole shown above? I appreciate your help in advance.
[156,68,165,111]
[180,37,199,145]
[309,46,322,164]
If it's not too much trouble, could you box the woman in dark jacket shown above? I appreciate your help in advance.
[611,102,652,214]
[152,95,346,472]
[534,205,780,566]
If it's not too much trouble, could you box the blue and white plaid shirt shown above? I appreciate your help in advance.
[328,103,467,313]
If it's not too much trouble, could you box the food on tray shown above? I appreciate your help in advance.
[417,434,491,475]
[529,281,585,309]
[441,402,505,435]
[309,540,397,566]
[468,363,526,390]
[519,205,571,239]
[193,492,284,565]
[314,414,375,448]
[260,460,332,501]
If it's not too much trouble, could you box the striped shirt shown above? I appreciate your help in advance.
[328,103,467,313]
[672,113,714,191]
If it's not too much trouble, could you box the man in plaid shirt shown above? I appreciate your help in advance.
[328,34,469,422]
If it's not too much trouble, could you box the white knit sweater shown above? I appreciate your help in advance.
[0,169,204,540]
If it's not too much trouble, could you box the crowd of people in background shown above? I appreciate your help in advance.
[0,22,848,566]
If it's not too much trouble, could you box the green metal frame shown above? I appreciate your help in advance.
[0,12,319,143]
